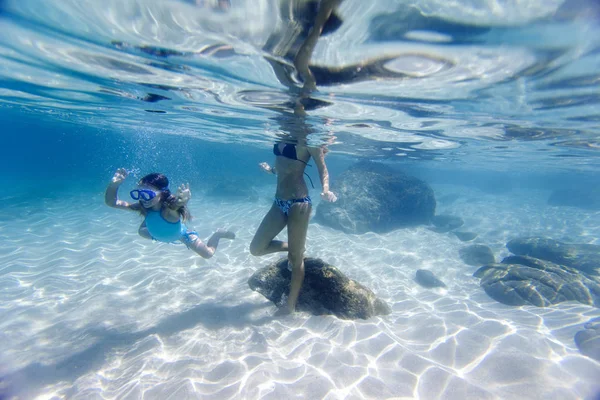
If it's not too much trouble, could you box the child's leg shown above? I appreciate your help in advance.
[138,222,152,240]
[181,229,235,259]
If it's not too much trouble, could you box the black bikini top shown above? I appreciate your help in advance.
[273,143,298,160]
[272,142,314,188]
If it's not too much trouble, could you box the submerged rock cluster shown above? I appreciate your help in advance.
[471,236,600,361]
[474,255,600,307]
[473,237,600,308]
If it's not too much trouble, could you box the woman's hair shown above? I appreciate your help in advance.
[138,173,192,221]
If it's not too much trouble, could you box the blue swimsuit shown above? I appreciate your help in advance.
[145,209,185,243]
[144,209,198,246]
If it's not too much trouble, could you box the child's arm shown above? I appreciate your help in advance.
[105,168,141,211]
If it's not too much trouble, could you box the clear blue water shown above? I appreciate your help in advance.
[1,1,600,399]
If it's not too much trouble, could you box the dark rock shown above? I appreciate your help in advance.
[430,215,464,233]
[459,245,495,266]
[473,256,600,307]
[248,258,391,320]
[575,317,600,361]
[507,237,600,275]
[415,269,446,288]
[454,231,478,242]
[548,188,600,210]
[314,161,436,234]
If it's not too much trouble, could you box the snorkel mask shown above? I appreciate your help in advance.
[130,187,163,207]
[130,189,158,201]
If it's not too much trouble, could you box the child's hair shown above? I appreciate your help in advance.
[138,173,192,221]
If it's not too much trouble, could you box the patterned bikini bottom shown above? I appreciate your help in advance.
[274,196,312,216]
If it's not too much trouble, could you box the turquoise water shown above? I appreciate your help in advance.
[1,0,600,399]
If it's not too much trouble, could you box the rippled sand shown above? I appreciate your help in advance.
[1,185,599,399]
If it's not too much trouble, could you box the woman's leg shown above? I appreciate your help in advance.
[182,229,235,259]
[283,201,312,313]
[250,203,288,256]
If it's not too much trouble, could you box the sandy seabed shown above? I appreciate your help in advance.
[1,184,599,399]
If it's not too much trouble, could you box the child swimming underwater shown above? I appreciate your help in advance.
[105,168,235,258]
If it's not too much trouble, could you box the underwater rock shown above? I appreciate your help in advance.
[575,317,600,362]
[453,231,478,242]
[415,269,446,288]
[548,188,600,210]
[315,161,436,234]
[430,214,464,233]
[459,245,495,266]
[248,258,391,320]
[507,237,600,275]
[473,255,600,307]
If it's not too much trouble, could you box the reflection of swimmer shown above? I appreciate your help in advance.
[263,0,343,62]
[105,169,234,258]
[250,106,337,315]
[264,0,344,91]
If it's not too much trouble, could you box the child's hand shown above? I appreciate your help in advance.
[176,183,191,205]
[111,168,128,184]
[259,162,273,174]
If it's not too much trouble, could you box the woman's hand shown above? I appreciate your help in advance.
[111,168,128,184]
[259,162,275,174]
[176,183,192,205]
[320,191,337,202]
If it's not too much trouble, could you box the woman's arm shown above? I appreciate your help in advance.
[259,162,277,175]
[105,168,140,211]
[308,147,337,202]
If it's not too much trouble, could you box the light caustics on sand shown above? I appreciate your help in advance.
[0,186,599,399]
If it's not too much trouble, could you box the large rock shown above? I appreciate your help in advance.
[459,244,496,266]
[473,255,600,307]
[575,317,600,362]
[507,237,600,275]
[548,189,600,210]
[314,161,435,234]
[248,258,391,320]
